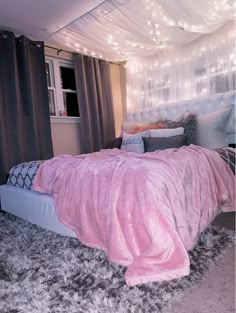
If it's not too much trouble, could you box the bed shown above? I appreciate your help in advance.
[0,161,76,238]
[0,90,235,286]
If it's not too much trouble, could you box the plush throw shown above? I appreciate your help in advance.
[121,121,166,134]
[121,130,150,153]
[33,146,235,286]
[143,135,187,152]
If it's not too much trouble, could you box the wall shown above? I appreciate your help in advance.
[50,121,81,156]
[110,61,127,136]
[110,63,123,136]
[45,46,126,156]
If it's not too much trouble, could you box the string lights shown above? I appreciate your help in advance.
[49,0,235,61]
[126,18,236,111]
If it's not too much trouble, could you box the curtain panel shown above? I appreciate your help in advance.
[0,31,53,185]
[74,54,115,153]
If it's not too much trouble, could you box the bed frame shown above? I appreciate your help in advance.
[0,90,235,237]
[0,185,76,237]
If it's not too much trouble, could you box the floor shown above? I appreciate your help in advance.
[169,212,235,313]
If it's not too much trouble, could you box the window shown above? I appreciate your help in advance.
[194,60,235,97]
[45,57,79,119]
[157,74,170,103]
[195,67,207,97]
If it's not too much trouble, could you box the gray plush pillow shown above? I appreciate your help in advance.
[161,113,197,145]
[143,135,187,152]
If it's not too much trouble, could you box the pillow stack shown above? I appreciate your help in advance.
[143,127,187,152]
[104,107,233,153]
[119,112,196,153]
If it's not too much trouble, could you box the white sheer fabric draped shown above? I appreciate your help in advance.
[49,0,235,61]
[126,22,236,112]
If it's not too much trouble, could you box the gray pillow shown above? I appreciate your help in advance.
[104,137,122,149]
[143,135,187,152]
[197,107,232,149]
[162,113,197,145]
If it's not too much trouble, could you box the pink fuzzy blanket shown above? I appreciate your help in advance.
[33,145,235,286]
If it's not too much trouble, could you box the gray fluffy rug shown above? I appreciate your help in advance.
[0,212,234,313]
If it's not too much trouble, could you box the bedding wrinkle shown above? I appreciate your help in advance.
[33,146,235,286]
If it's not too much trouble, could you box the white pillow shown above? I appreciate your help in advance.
[150,127,184,138]
[121,130,150,153]
[197,107,232,149]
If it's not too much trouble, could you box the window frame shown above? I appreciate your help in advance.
[45,56,80,124]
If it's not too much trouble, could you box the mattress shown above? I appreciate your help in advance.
[2,147,234,239]
[0,184,76,238]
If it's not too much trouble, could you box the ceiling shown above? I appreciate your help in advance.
[0,0,235,61]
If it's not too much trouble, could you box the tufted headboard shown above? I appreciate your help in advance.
[124,90,236,144]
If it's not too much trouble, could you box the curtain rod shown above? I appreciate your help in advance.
[44,44,121,65]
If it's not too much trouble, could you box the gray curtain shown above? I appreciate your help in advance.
[73,54,115,153]
[0,31,53,185]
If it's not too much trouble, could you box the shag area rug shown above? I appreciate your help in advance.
[0,212,234,313]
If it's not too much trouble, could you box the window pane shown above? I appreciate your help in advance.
[195,68,207,96]
[210,75,229,94]
[158,88,169,103]
[48,90,56,116]
[45,63,51,87]
[60,67,76,90]
[210,62,226,74]
[231,71,236,89]
[63,92,79,117]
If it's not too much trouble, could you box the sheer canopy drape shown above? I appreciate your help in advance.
[0,31,53,185]
[126,21,236,112]
[50,0,235,61]
[74,54,115,153]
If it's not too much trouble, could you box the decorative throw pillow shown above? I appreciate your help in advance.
[133,112,197,145]
[150,127,184,138]
[160,113,198,145]
[214,147,235,175]
[121,130,150,153]
[104,137,122,149]
[196,107,232,149]
[143,135,187,152]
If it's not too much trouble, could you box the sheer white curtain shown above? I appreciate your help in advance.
[126,21,236,112]
[49,0,235,61]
